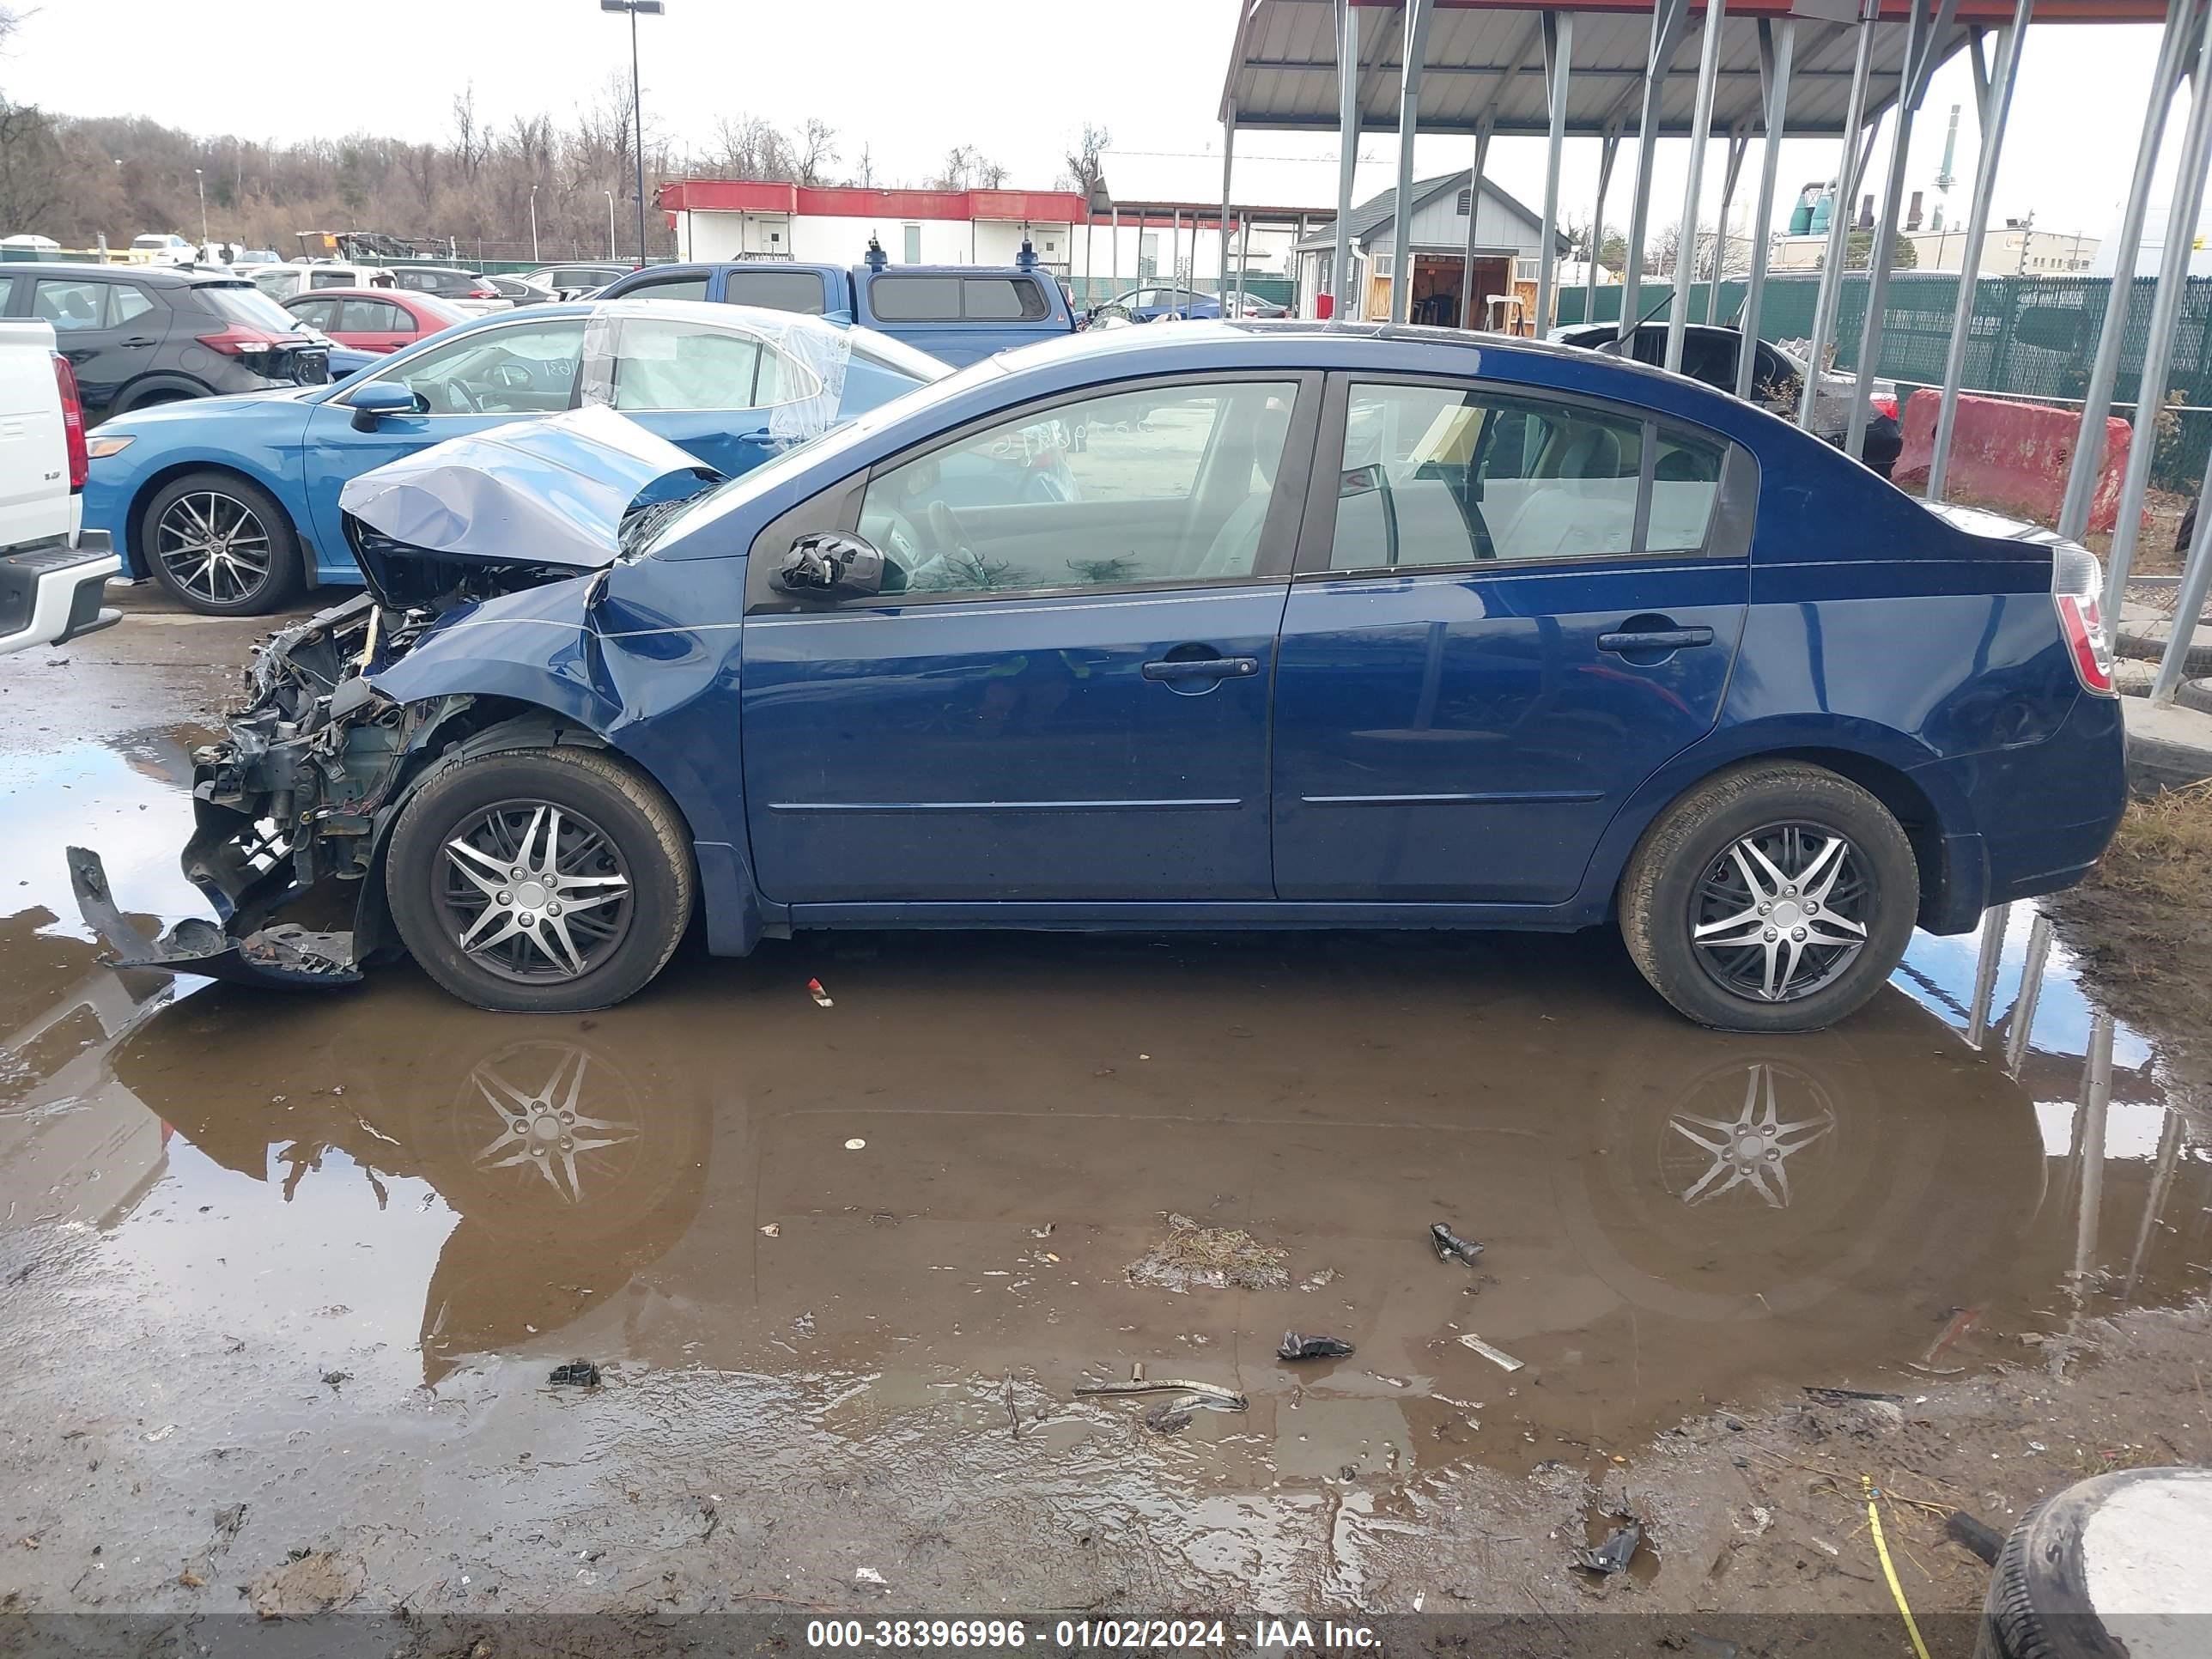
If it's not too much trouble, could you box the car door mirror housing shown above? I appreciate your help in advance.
[775,532,884,599]
[349,380,419,431]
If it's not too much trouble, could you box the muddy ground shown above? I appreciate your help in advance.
[1,586,2207,1653]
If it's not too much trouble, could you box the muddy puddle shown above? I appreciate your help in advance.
[3,728,2209,1525]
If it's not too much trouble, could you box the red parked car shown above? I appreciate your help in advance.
[281,289,471,354]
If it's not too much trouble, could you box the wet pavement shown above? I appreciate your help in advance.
[2,597,2208,1626]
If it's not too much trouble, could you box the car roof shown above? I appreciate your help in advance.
[11,261,242,286]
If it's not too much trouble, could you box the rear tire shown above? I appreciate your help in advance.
[140,469,303,617]
[1619,763,1918,1033]
[385,745,695,1014]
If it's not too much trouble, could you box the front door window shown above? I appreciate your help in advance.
[354,319,585,416]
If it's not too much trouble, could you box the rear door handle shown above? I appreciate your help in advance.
[118,336,158,349]
[1141,654,1260,683]
[1598,626,1714,653]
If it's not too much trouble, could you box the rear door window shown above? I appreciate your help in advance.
[340,297,406,333]
[32,277,109,331]
[617,272,710,302]
[1329,381,1736,569]
[720,270,828,313]
[601,317,766,410]
[109,285,157,328]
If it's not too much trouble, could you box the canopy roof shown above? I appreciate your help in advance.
[1220,0,2172,139]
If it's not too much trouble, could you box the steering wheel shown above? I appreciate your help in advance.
[927,499,971,561]
[440,376,483,414]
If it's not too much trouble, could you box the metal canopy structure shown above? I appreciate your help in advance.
[1212,0,2209,696]
[1219,0,2045,137]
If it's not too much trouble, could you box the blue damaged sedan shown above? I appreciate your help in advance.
[70,321,2126,1032]
[77,299,948,615]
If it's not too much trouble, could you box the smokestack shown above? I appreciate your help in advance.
[1857,193,1875,230]
[1907,190,1924,232]
[1936,105,1960,196]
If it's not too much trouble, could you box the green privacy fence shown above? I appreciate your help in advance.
[1557,272,2212,494]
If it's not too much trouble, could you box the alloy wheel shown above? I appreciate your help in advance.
[1688,823,1870,1004]
[435,800,635,984]
[154,490,273,606]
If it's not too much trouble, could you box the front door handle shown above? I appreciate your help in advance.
[1598,625,1714,654]
[118,336,158,349]
[1141,654,1260,683]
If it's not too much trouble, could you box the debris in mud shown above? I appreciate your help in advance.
[808,978,834,1008]
[319,1370,350,1389]
[1298,1267,1338,1292]
[176,1569,204,1589]
[1277,1333,1355,1361]
[1144,1398,1197,1434]
[1455,1333,1524,1372]
[1802,1386,1905,1405]
[1125,1213,1288,1292]
[249,1550,365,1619]
[1030,1224,1054,1238]
[760,1224,780,1237]
[1431,1222,1484,1266]
[1075,1370,1248,1410]
[1945,1509,2004,1565]
[548,1359,601,1389]
[844,1139,866,1151]
[1572,1511,1644,1577]
[854,1566,888,1587]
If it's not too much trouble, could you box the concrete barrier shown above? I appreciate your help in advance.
[1893,389,2133,534]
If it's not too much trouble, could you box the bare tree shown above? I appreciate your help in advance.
[1061,122,1109,198]
[451,82,483,178]
[0,96,64,229]
[796,118,839,187]
[710,115,798,182]
[854,142,875,188]
[931,144,1007,191]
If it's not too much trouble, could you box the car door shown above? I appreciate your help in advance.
[298,315,586,574]
[29,276,164,417]
[343,296,415,354]
[286,295,341,338]
[1270,374,1753,904]
[738,372,1318,905]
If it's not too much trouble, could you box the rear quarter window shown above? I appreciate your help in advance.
[963,277,1049,321]
[867,275,962,322]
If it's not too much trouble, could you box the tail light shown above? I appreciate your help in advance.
[1872,395,1899,420]
[196,325,302,357]
[2054,544,2116,697]
[52,353,87,492]
[469,283,498,300]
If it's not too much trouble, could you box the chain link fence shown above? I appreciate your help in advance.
[1557,272,2212,494]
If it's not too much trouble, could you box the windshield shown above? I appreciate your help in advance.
[204,284,313,332]
[644,354,1008,556]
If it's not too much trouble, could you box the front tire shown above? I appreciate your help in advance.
[1619,763,1918,1033]
[385,746,696,1013]
[141,470,303,616]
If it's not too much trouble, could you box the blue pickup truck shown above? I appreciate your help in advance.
[595,242,1074,366]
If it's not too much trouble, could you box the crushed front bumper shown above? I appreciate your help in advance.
[69,847,363,990]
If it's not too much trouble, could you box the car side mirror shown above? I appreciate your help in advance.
[349,381,419,431]
[775,532,884,599]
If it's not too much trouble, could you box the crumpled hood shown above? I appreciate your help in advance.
[339,404,721,574]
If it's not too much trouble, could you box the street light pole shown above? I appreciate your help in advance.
[605,190,616,259]
[601,0,664,266]
[194,168,207,248]
[529,184,540,263]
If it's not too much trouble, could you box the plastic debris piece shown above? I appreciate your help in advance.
[1431,1222,1484,1265]
[1455,1333,1524,1372]
[1144,1397,1198,1434]
[1278,1333,1356,1361]
[844,1138,866,1151]
[808,978,833,1007]
[854,1566,887,1586]
[548,1359,601,1388]
[1572,1514,1643,1576]
[760,1224,780,1237]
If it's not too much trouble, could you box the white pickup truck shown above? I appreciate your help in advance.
[0,318,119,656]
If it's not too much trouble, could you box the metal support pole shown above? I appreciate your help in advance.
[2058,0,2200,543]
[2004,913,2053,1078]
[1847,0,1958,462]
[2153,437,2212,701]
[1966,902,2011,1050]
[1535,9,1572,337]
[1706,129,1749,324]
[1459,118,1494,329]
[1237,214,1251,313]
[1389,0,1435,325]
[1929,2,2032,501]
[1620,0,1694,344]
[1799,5,1878,425]
[630,4,648,264]
[2106,3,2212,621]
[1735,19,1794,397]
[1084,214,1094,307]
[1668,0,1727,371]
[1219,98,1237,307]
[1588,127,1620,328]
[1334,0,1360,321]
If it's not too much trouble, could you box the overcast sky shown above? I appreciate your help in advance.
[7,3,2184,250]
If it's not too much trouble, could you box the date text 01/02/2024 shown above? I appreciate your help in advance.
[804,1620,1382,1651]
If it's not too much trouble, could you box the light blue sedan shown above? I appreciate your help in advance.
[80,299,949,615]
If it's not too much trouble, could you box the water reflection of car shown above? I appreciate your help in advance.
[77,300,950,615]
[1552,322,1903,478]
[74,321,2125,1034]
